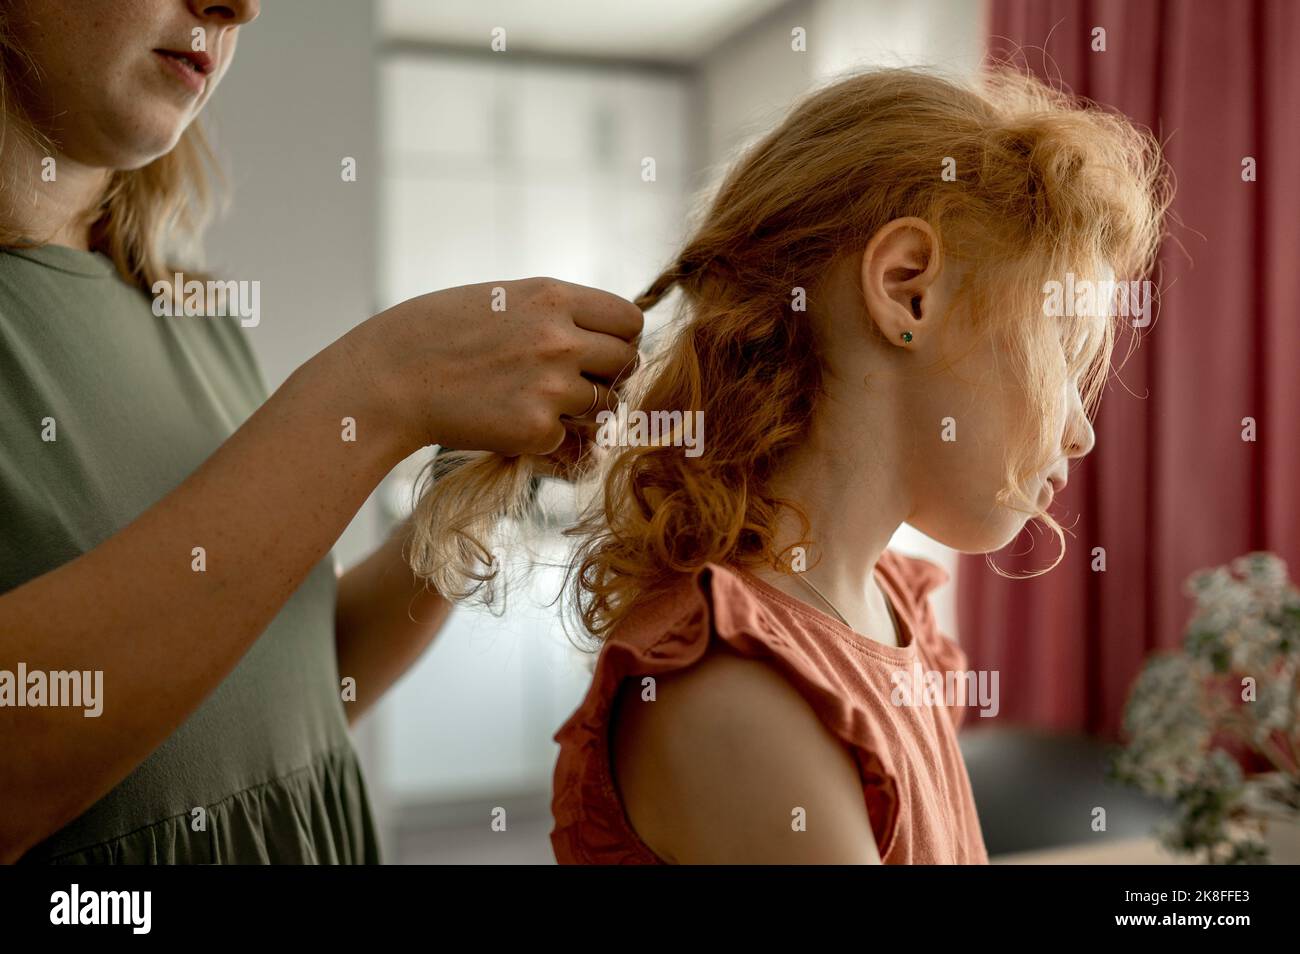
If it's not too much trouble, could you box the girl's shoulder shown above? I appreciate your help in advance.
[550,556,934,863]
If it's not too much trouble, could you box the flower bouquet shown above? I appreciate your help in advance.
[1109,552,1300,864]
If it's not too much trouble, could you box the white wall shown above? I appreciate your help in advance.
[811,0,988,79]
[690,0,818,184]
[693,0,986,179]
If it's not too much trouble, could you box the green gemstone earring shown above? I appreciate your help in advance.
[901,331,914,343]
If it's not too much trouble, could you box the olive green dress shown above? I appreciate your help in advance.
[0,244,380,864]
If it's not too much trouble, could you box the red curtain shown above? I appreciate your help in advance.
[959,0,1300,738]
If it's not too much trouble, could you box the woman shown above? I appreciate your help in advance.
[0,0,641,863]
[412,67,1169,863]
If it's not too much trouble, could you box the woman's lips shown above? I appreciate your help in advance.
[154,50,208,95]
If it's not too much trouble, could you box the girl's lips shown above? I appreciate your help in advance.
[1041,476,1062,505]
[154,50,207,95]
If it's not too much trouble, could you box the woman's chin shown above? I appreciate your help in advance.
[70,113,190,172]
[117,130,187,170]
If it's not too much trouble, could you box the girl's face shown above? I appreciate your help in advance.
[6,0,259,169]
[901,311,1097,554]
[823,221,1098,556]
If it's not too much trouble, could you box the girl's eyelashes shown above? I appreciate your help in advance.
[1066,338,1084,366]
[1058,320,1095,368]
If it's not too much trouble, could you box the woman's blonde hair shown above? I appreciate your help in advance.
[408,65,1170,644]
[0,8,220,293]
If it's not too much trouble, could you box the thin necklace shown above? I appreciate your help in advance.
[791,570,903,643]
[791,572,851,626]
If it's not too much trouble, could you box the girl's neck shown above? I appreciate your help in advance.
[749,413,912,642]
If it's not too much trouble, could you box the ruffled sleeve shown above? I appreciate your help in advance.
[550,562,912,863]
[550,593,713,864]
[880,550,974,727]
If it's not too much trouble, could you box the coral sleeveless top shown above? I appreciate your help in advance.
[550,549,989,864]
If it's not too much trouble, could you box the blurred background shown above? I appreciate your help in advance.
[198,0,1300,863]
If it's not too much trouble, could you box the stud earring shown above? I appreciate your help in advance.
[901,331,913,343]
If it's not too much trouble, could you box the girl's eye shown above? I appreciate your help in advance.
[1057,331,1080,366]
[1066,319,1101,367]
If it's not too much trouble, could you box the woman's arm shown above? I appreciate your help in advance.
[333,517,453,726]
[611,645,882,864]
[0,277,641,862]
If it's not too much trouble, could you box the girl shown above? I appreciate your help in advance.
[413,66,1168,864]
[0,0,639,863]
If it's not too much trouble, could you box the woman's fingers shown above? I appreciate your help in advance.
[359,278,644,458]
[574,327,641,384]
[560,376,616,422]
[562,280,645,341]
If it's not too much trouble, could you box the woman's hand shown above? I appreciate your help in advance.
[337,277,643,461]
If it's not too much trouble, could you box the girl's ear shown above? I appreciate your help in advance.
[859,217,941,347]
